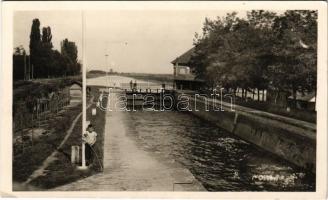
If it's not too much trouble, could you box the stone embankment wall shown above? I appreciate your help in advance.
[174,91,316,173]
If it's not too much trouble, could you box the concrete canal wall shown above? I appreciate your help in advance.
[174,91,316,173]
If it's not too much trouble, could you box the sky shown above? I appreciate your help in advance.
[14,10,249,74]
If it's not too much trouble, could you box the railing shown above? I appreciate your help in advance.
[120,82,173,90]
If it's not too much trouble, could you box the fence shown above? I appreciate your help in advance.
[120,82,173,90]
[14,89,71,132]
[13,87,71,155]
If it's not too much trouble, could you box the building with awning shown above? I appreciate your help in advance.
[69,81,82,105]
[171,47,204,91]
[287,91,316,111]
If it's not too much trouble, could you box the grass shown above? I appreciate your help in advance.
[13,76,83,187]
[13,104,82,184]
[25,86,107,189]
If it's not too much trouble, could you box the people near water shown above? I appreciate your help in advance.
[129,80,133,90]
[133,80,137,91]
[82,124,98,166]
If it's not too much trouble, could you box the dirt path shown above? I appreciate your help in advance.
[53,90,205,191]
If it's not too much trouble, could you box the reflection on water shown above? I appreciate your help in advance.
[123,111,315,191]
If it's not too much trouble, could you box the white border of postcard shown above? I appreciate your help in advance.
[1,1,327,199]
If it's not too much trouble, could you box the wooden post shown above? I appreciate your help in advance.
[71,146,80,164]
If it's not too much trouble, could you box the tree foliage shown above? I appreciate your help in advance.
[14,18,81,80]
[191,10,317,104]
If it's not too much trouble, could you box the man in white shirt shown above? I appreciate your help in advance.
[83,124,97,165]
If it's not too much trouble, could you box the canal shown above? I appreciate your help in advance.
[88,75,315,191]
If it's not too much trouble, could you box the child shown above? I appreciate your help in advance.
[82,124,97,165]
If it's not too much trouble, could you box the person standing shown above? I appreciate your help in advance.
[129,80,133,90]
[133,80,137,91]
[82,124,97,166]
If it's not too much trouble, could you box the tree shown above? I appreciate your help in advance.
[29,19,41,78]
[41,26,53,49]
[13,46,28,80]
[270,10,317,106]
[19,19,81,79]
[61,39,80,75]
[190,10,317,107]
[40,26,54,77]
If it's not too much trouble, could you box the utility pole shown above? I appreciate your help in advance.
[77,10,88,170]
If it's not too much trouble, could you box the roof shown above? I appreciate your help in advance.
[71,81,82,87]
[171,47,195,66]
[288,91,315,102]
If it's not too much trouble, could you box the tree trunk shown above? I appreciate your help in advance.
[292,87,297,108]
[258,89,260,101]
[274,90,279,104]
[314,88,317,111]
[252,89,255,100]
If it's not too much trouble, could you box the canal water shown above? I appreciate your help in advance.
[88,75,315,191]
